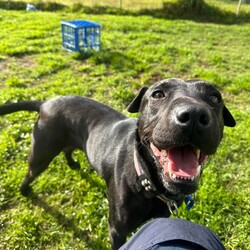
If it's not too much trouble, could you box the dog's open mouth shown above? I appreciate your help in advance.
[150,143,208,182]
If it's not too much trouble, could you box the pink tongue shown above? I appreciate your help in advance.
[168,146,198,177]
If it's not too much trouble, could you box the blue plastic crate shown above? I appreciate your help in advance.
[61,20,101,52]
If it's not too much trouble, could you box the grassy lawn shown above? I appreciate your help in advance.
[0,1,249,249]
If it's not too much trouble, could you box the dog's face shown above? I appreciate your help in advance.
[128,78,235,195]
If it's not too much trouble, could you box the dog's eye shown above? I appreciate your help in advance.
[152,91,165,99]
[209,95,221,104]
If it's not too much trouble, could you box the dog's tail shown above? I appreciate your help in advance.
[0,101,44,116]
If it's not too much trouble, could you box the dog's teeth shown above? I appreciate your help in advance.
[171,174,195,181]
[172,173,176,180]
[195,149,201,159]
[172,174,195,181]
[195,165,202,177]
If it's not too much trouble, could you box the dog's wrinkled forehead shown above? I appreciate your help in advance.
[147,78,217,95]
[127,78,236,127]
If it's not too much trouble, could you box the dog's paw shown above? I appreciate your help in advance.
[20,185,32,197]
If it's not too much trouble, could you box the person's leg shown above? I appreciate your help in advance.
[119,218,226,250]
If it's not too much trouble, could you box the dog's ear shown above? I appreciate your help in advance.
[127,87,148,113]
[223,106,236,127]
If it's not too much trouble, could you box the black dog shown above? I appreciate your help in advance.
[0,78,235,249]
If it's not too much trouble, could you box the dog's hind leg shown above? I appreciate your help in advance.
[20,146,62,196]
[21,162,50,196]
[64,148,81,170]
[20,124,65,196]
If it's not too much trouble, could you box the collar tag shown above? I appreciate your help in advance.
[185,194,195,211]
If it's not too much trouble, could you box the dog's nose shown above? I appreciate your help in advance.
[175,107,210,129]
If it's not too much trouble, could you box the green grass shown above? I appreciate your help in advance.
[0,1,249,249]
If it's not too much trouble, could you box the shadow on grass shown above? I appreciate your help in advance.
[140,0,250,25]
[0,1,249,24]
[73,49,140,72]
[30,193,105,249]
[86,1,250,25]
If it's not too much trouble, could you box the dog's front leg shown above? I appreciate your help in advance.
[107,194,128,249]
[109,222,127,250]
